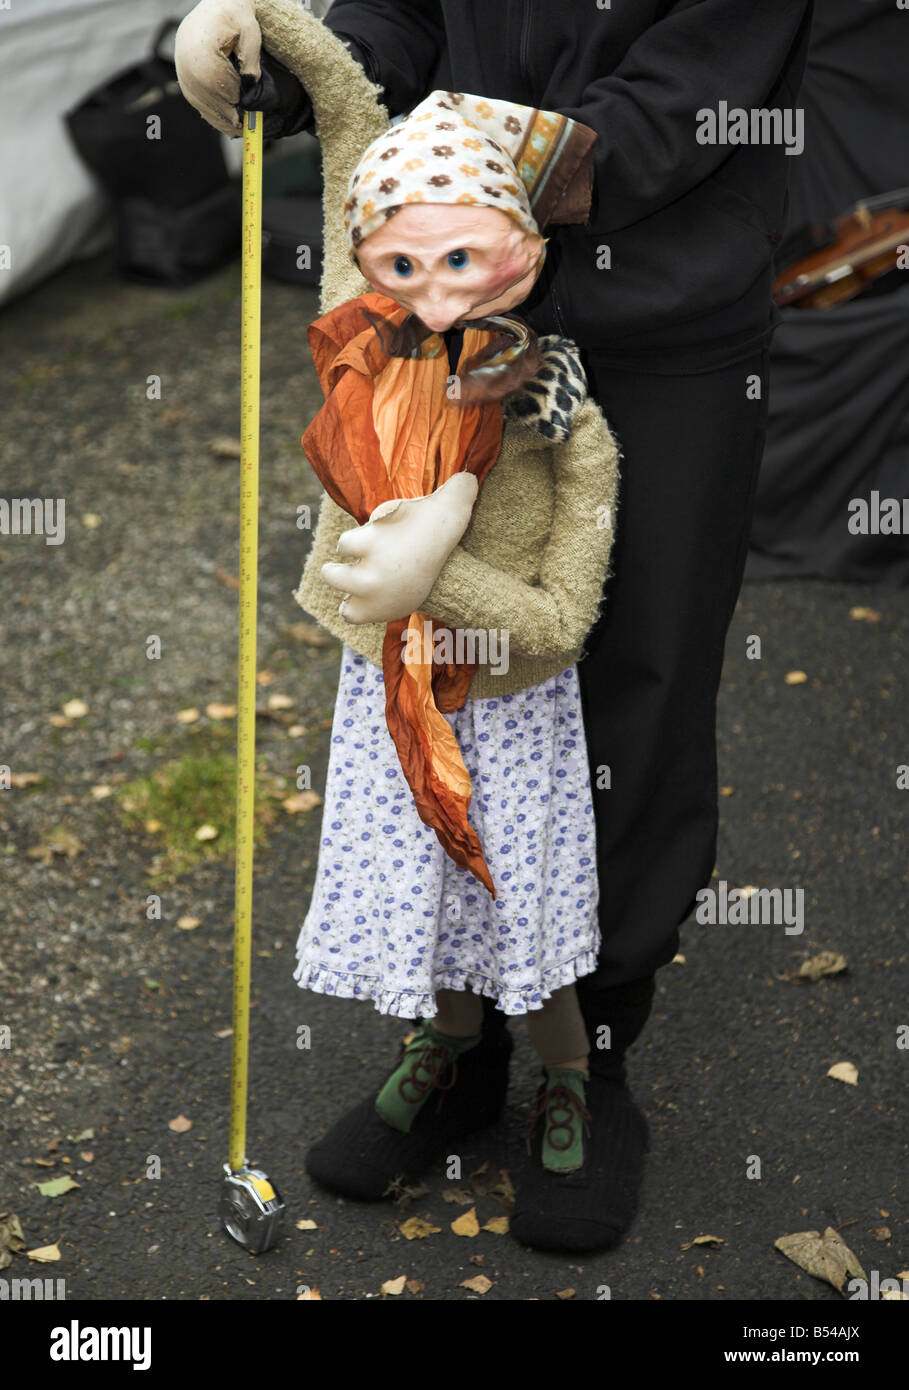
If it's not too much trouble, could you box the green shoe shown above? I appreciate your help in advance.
[526,1067,591,1173]
[375,1020,483,1133]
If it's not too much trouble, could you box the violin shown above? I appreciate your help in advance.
[772,188,909,309]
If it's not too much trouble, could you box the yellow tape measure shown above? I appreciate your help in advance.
[228,109,262,1177]
[220,111,285,1254]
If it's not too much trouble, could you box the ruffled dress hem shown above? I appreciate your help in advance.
[292,946,600,1019]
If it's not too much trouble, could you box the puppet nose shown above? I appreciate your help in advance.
[418,291,468,333]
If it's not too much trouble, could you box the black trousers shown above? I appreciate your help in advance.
[571,348,771,991]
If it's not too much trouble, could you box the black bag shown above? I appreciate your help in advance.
[65,18,240,283]
[262,195,323,286]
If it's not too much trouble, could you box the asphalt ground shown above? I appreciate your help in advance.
[1,246,906,1308]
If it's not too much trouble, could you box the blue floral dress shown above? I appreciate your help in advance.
[293,647,600,1018]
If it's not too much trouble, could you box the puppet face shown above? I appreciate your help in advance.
[355,204,544,333]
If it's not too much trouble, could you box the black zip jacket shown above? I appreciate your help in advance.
[316,0,813,368]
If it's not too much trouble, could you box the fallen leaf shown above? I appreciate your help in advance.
[469,1254,485,1266]
[441,1188,475,1207]
[62,699,89,719]
[881,1289,909,1301]
[461,1274,492,1294]
[400,1217,441,1240]
[35,1176,79,1197]
[849,606,881,623]
[482,1216,509,1235]
[48,714,73,728]
[194,824,218,841]
[872,1226,891,1242]
[774,1227,866,1294]
[206,702,237,720]
[451,1207,480,1237]
[168,1114,192,1133]
[297,1287,322,1300]
[33,1158,56,1168]
[176,707,200,724]
[381,1275,407,1296]
[176,916,201,931]
[282,791,323,815]
[287,724,307,738]
[215,1027,232,1039]
[720,786,734,797]
[896,1270,909,1281]
[0,1213,26,1269]
[681,1234,725,1250]
[79,1153,94,1164]
[46,1139,61,1153]
[284,621,332,647]
[70,1129,94,1142]
[9,772,41,788]
[26,1244,61,1262]
[780,951,847,984]
[256,670,276,686]
[785,670,808,685]
[267,693,295,711]
[827,1061,858,1086]
[295,1219,318,1231]
[27,827,83,865]
[672,953,687,965]
[405,1279,424,1294]
[208,436,242,459]
[555,1288,575,1300]
[81,513,101,529]
[90,784,113,799]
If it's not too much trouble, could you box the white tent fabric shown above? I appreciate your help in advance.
[0,0,333,307]
[0,0,203,305]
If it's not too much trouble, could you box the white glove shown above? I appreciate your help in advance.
[174,0,261,136]
[321,473,479,625]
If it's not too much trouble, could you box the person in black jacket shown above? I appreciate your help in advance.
[176,0,814,1254]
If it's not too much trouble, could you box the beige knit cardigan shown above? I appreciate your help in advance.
[255,0,620,700]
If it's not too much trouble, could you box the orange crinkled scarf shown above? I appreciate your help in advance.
[302,291,505,895]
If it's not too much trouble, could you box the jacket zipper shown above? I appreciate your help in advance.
[520,3,567,335]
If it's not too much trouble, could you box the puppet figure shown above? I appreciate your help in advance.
[176,0,622,1237]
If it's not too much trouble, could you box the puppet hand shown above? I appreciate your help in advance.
[175,0,262,135]
[321,473,479,624]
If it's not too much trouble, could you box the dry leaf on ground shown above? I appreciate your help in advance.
[27,1244,61,1262]
[282,791,323,814]
[0,1213,26,1269]
[482,1216,509,1235]
[297,1287,322,1300]
[849,606,880,623]
[381,1275,407,1296]
[284,621,332,647]
[295,1219,318,1231]
[206,702,237,720]
[442,1188,475,1206]
[779,951,847,984]
[774,1227,866,1294]
[35,1176,79,1197]
[400,1217,441,1240]
[176,916,201,931]
[451,1207,480,1237]
[461,1274,492,1294]
[62,699,89,718]
[827,1061,858,1086]
[555,1288,575,1299]
[681,1234,725,1250]
[785,670,808,685]
[168,1114,192,1133]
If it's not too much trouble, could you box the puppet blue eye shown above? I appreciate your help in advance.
[448,249,469,269]
[393,256,413,277]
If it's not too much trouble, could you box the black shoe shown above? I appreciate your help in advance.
[510,1070,648,1253]
[304,1023,513,1201]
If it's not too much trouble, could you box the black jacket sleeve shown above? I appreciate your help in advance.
[324,0,444,118]
[557,0,813,231]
